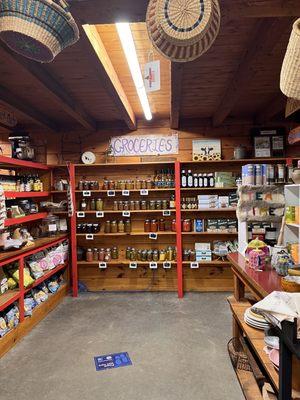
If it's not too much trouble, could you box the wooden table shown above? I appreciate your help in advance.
[227,252,300,400]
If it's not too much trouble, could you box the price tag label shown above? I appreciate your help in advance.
[107,190,115,197]
[129,262,137,269]
[83,190,91,197]
[122,190,130,196]
[163,210,171,216]
[96,211,104,218]
[163,261,172,269]
[190,262,199,269]
[122,211,131,217]
[86,234,94,240]
[149,262,158,269]
[149,233,158,240]
[99,262,107,269]
[77,211,85,218]
[140,189,148,196]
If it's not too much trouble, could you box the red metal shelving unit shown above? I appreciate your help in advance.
[4,191,50,198]
[0,155,50,170]
[4,212,48,227]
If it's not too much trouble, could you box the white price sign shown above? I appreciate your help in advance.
[83,190,91,197]
[190,262,199,269]
[163,262,172,269]
[96,211,104,218]
[140,189,148,196]
[107,190,115,197]
[129,262,137,269]
[122,211,131,217]
[86,234,94,240]
[149,233,158,240]
[77,211,85,218]
[122,190,130,196]
[99,262,107,269]
[149,262,158,269]
[163,210,171,216]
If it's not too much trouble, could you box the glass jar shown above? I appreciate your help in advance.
[130,201,135,211]
[111,220,118,233]
[118,220,125,233]
[182,219,192,232]
[105,249,112,262]
[171,219,177,232]
[113,201,118,211]
[124,219,131,233]
[190,249,196,261]
[183,250,189,261]
[125,247,131,259]
[93,224,100,233]
[141,201,147,210]
[162,200,169,210]
[87,224,93,233]
[144,219,151,232]
[98,248,105,262]
[78,180,84,191]
[136,180,142,190]
[150,219,158,232]
[141,250,147,261]
[146,179,153,189]
[149,200,156,210]
[83,181,90,190]
[118,201,124,211]
[159,218,165,231]
[42,215,59,237]
[155,200,162,210]
[90,198,96,211]
[102,180,109,190]
[86,248,93,262]
[123,201,129,211]
[94,181,99,190]
[147,250,153,261]
[137,250,142,261]
[167,247,174,261]
[112,246,118,259]
[93,248,98,261]
[153,250,159,262]
[104,220,111,233]
[96,198,103,211]
[80,199,87,211]
[119,181,126,190]
[134,201,140,210]
[125,180,131,190]
[141,180,147,189]
[130,248,137,261]
[159,250,166,261]
[108,180,115,190]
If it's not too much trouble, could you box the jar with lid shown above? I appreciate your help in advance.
[102,180,109,190]
[93,224,100,233]
[190,249,196,261]
[80,199,87,211]
[149,200,156,210]
[137,250,142,261]
[146,179,152,189]
[125,180,131,190]
[141,250,147,261]
[86,248,93,262]
[171,219,177,232]
[150,219,158,232]
[78,180,84,191]
[105,248,112,262]
[123,201,129,211]
[147,250,153,261]
[96,198,103,211]
[144,219,151,232]
[98,248,105,262]
[118,220,125,233]
[159,218,165,231]
[108,180,115,190]
[141,180,147,189]
[153,250,159,262]
[136,180,142,190]
[182,219,192,232]
[83,181,90,190]
[159,250,166,261]
[104,220,111,233]
[119,180,126,190]
[118,201,124,211]
[86,223,93,233]
[277,164,285,183]
[124,219,131,233]
[130,201,135,211]
[93,248,98,261]
[130,248,137,261]
[183,249,190,261]
[113,201,118,211]
[162,200,168,210]
[112,246,118,259]
[155,200,162,210]
[90,198,96,211]
[135,201,140,210]
[94,181,99,190]
[126,246,131,259]
[141,200,147,210]
[42,215,59,237]
[167,247,174,261]
[111,220,118,233]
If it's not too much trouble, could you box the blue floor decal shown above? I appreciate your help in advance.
[94,352,132,371]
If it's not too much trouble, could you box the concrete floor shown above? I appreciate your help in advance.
[0,292,243,400]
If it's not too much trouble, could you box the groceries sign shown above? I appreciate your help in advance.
[110,134,178,156]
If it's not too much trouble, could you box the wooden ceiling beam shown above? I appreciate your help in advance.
[213,18,291,127]
[82,25,136,130]
[170,63,184,129]
[255,94,286,125]
[0,86,59,132]
[0,43,97,131]
[222,1,300,18]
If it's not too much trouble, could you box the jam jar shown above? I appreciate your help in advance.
[112,246,118,259]
[98,248,105,262]
[150,219,158,232]
[93,248,98,261]
[110,220,118,233]
[159,218,165,231]
[171,219,177,232]
[96,198,103,211]
[118,220,125,233]
[126,247,131,259]
[104,220,111,233]
[182,219,192,232]
[144,219,151,232]
[105,248,112,262]
[86,248,93,262]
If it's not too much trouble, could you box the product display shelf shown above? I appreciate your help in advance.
[75,188,175,193]
[181,187,237,191]
[77,260,177,266]
[4,212,48,227]
[24,262,68,294]
[181,208,236,212]
[0,283,68,358]
[182,260,231,266]
[284,184,300,263]
[77,210,175,214]
[77,231,177,236]
[4,191,51,198]
[182,232,238,236]
[181,158,293,166]
[0,290,20,311]
[0,155,50,170]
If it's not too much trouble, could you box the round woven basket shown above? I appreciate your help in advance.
[146,0,220,63]
[0,0,79,63]
[280,18,300,100]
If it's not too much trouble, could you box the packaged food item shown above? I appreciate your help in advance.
[47,278,60,293]
[27,259,44,279]
[0,317,9,337]
[5,305,19,329]
[24,297,37,316]
[32,289,48,304]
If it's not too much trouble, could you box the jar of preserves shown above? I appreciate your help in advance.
[112,246,118,259]
[130,248,137,261]
[126,246,131,259]
[118,201,124,211]
[90,198,96,211]
[96,198,103,211]
[153,250,159,261]
[182,219,192,232]
[108,180,115,190]
[130,181,135,190]
[98,248,105,262]
[159,218,165,231]
[134,201,140,210]
[141,180,147,189]
[102,180,109,190]
[155,200,162,210]
[113,201,118,211]
[111,220,118,233]
[119,180,126,190]
[118,220,125,233]
[146,179,152,189]
[105,248,112,262]
[150,219,158,232]
[141,250,147,261]
[144,219,151,232]
[104,220,111,233]
[137,250,142,261]
[86,248,93,262]
[162,200,168,210]
[136,180,142,190]
[78,180,84,191]
[123,201,129,211]
[147,250,153,261]
[149,200,156,210]
[93,248,98,261]
[125,180,131,190]
[124,219,131,233]
[171,219,177,232]
[130,201,135,211]
[141,200,147,210]
[167,247,174,261]
[159,250,166,261]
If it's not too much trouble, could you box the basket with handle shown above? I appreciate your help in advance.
[146,0,220,63]
[280,18,300,100]
[0,0,79,63]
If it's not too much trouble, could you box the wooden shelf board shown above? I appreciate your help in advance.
[0,156,50,170]
[181,158,290,165]
[4,212,48,227]
[24,263,68,294]
[227,295,279,390]
[76,209,175,214]
[77,232,177,236]
[182,261,231,266]
[0,290,20,311]
[181,187,237,191]
[4,191,50,198]
[181,208,236,212]
[182,232,237,235]
[75,188,175,193]
[0,283,68,358]
[73,161,175,167]
[0,234,68,265]
[78,260,177,265]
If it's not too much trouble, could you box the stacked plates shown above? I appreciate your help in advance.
[244,307,270,330]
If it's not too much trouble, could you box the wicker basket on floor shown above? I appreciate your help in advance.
[280,18,300,100]
[0,0,79,63]
[146,0,221,62]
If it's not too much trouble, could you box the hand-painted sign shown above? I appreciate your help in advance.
[94,352,132,371]
[144,60,160,92]
[0,106,17,128]
[110,134,178,156]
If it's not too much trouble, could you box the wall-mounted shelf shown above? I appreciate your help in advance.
[4,212,48,227]
[4,191,50,198]
[0,155,50,170]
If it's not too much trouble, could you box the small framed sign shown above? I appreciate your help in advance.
[149,233,158,240]
[83,190,91,197]
[149,262,158,269]
[254,136,271,158]
[107,190,116,197]
[129,262,137,269]
[190,262,199,269]
[122,211,131,217]
[86,234,94,240]
[163,261,172,269]
[96,211,104,218]
[99,262,107,269]
[77,211,85,218]
[163,210,171,216]
[140,189,148,196]
[122,190,130,196]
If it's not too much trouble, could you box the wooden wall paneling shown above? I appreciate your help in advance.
[170,63,183,129]
[212,18,292,126]
[183,266,233,292]
[82,25,136,130]
[255,94,286,125]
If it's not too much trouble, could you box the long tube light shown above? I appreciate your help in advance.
[116,23,152,121]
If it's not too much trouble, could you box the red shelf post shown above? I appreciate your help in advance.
[175,161,183,298]
[19,257,25,322]
[68,163,78,297]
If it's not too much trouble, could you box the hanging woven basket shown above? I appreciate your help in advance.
[0,0,79,63]
[280,18,300,100]
[146,0,221,63]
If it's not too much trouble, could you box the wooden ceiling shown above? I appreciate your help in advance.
[0,0,299,133]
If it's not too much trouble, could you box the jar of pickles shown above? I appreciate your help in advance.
[124,219,131,233]
[182,219,192,232]
[104,220,111,233]
[111,220,118,233]
[112,246,118,259]
[118,220,125,233]
[96,198,103,211]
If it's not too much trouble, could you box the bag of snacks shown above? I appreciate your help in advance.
[0,317,9,337]
[5,305,19,330]
[24,297,37,317]
[27,259,44,279]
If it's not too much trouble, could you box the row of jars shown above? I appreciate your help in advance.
[181,197,199,210]
[125,246,176,262]
[144,218,176,232]
[84,247,119,262]
[80,198,103,211]
[77,223,101,233]
[104,219,131,233]
[77,179,173,191]
[182,249,197,261]
[79,198,175,212]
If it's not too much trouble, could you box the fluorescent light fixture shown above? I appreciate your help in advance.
[116,22,152,121]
